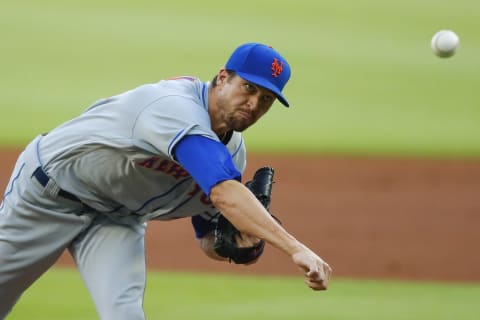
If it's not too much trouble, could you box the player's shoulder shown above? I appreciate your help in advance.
[147,76,207,108]
[123,76,206,113]
[156,76,203,94]
[125,76,203,100]
[164,76,201,82]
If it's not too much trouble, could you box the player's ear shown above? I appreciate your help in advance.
[216,69,230,86]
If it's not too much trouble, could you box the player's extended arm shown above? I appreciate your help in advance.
[209,179,332,290]
[174,135,331,289]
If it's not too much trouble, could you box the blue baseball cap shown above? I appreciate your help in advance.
[225,43,291,107]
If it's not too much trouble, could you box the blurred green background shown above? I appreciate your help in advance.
[2,1,479,319]
[1,0,479,156]
[8,268,480,320]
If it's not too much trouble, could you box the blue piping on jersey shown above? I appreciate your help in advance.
[167,128,186,157]
[105,204,126,214]
[201,83,208,109]
[84,97,116,113]
[152,191,196,218]
[231,135,243,158]
[0,163,25,211]
[131,177,193,213]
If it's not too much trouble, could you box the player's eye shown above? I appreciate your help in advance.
[243,83,257,94]
[261,94,275,104]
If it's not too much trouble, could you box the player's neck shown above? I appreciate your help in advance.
[219,130,233,144]
[208,85,227,138]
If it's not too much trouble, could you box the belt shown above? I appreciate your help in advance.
[32,167,82,203]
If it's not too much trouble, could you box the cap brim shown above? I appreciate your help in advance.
[236,72,290,107]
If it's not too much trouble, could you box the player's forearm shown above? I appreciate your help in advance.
[210,179,303,257]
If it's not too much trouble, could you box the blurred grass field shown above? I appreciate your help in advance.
[7,268,480,320]
[2,1,480,319]
[1,0,479,156]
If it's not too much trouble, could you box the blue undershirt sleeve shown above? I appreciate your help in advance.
[175,134,242,239]
[173,134,242,197]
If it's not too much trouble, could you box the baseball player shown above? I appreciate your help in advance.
[0,43,332,319]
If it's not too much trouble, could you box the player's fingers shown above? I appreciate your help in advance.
[306,269,319,280]
[305,277,328,291]
[306,261,329,281]
[306,262,332,290]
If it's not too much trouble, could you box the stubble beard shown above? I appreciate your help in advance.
[217,97,252,132]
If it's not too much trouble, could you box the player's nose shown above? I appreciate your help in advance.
[246,95,260,111]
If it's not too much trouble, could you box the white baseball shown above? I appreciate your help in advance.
[431,30,459,58]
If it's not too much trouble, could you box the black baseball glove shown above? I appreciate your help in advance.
[213,166,276,264]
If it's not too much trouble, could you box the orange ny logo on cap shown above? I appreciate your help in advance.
[271,58,284,78]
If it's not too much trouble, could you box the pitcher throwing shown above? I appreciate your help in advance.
[0,43,332,319]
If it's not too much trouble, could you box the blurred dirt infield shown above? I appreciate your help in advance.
[1,149,479,282]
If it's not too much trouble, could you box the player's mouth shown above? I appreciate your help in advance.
[237,110,252,122]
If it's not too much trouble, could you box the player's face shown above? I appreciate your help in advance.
[215,72,276,132]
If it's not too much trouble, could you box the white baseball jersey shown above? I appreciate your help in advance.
[0,77,248,318]
[36,77,246,222]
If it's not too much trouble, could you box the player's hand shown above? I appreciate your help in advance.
[291,245,332,290]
